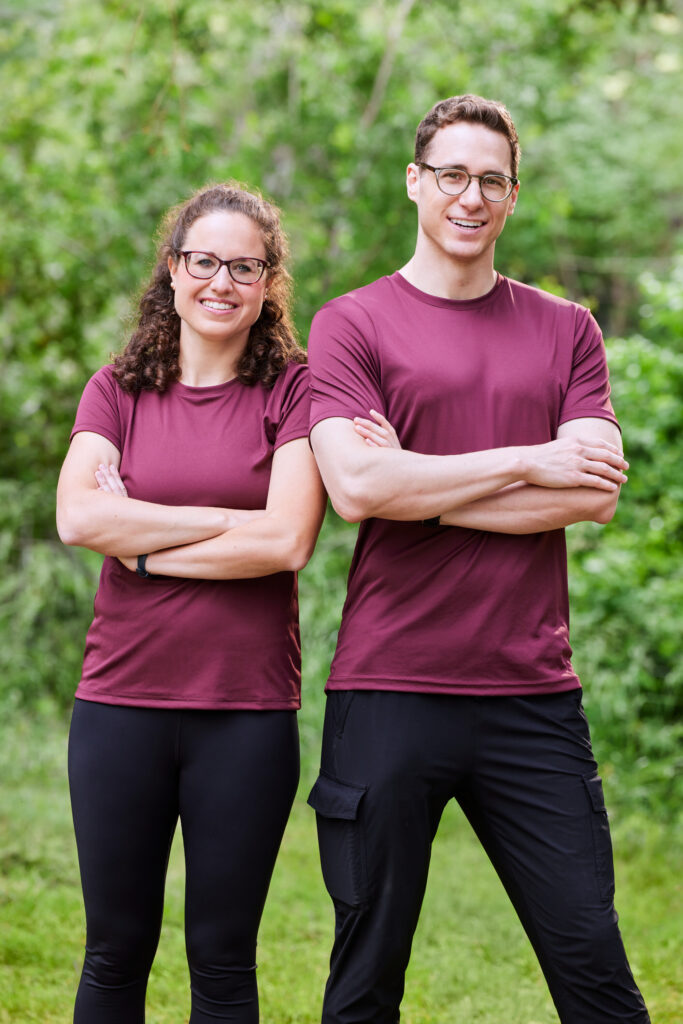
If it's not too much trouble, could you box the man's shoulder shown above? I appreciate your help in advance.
[314,275,394,321]
[502,276,591,320]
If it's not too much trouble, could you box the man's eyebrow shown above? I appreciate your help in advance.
[436,162,510,175]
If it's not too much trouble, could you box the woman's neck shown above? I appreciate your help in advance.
[178,336,246,387]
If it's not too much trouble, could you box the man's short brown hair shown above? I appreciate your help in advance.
[415,94,521,176]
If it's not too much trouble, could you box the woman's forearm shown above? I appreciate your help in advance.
[57,489,265,557]
[136,510,318,579]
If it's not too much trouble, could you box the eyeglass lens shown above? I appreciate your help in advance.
[437,169,512,201]
[184,253,265,283]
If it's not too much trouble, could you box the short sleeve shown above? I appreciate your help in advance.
[70,366,124,450]
[308,297,385,431]
[558,308,619,430]
[267,362,311,450]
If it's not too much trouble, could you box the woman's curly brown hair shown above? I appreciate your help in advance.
[113,182,305,392]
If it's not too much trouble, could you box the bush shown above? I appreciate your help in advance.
[0,481,100,709]
[567,260,683,817]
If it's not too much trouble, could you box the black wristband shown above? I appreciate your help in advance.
[421,516,441,528]
[136,554,153,578]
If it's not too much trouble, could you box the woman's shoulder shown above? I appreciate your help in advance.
[267,358,309,397]
[83,363,131,396]
[76,364,141,423]
[263,359,310,431]
[78,364,120,403]
[281,358,309,383]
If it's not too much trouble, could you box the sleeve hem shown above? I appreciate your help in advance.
[558,409,620,432]
[69,424,122,449]
[272,426,310,452]
[309,408,357,434]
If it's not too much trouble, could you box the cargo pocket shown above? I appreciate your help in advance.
[583,774,615,902]
[308,772,368,908]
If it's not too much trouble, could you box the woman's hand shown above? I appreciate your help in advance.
[353,409,402,449]
[95,463,128,496]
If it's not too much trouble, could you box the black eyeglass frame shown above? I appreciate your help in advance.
[418,162,519,202]
[176,250,270,283]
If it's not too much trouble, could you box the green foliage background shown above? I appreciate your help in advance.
[1,0,682,817]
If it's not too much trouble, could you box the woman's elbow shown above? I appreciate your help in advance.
[285,532,319,572]
[56,504,85,547]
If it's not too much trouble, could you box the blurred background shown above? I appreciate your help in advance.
[1,1,681,1020]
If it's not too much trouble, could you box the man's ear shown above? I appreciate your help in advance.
[406,163,420,205]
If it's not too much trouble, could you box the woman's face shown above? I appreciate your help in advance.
[168,210,268,353]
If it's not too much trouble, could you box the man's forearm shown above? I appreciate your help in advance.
[439,482,619,533]
[318,443,529,522]
[312,418,626,524]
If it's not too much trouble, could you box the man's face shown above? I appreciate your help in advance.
[407,121,519,270]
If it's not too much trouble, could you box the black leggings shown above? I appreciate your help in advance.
[68,699,299,1023]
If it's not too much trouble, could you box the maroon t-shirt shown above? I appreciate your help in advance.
[308,272,619,696]
[71,362,310,709]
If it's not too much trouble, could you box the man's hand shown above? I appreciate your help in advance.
[353,412,627,491]
[521,436,628,491]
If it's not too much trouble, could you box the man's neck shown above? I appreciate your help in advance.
[399,254,498,301]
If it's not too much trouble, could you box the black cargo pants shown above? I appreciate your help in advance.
[308,689,649,1024]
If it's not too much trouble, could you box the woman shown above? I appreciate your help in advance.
[57,182,326,1023]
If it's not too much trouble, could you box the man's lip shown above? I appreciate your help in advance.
[447,217,486,228]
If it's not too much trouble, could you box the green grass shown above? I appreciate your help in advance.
[0,708,680,1023]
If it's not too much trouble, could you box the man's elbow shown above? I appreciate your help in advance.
[324,476,376,524]
[313,445,379,523]
[589,488,620,525]
[327,494,364,524]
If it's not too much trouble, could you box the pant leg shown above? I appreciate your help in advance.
[457,691,650,1024]
[179,710,299,1024]
[308,692,457,1024]
[68,700,180,1024]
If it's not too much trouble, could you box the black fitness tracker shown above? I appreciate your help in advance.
[136,554,152,578]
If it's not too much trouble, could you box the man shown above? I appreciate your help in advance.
[307,95,649,1023]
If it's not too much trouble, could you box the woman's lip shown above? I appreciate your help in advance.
[199,299,239,313]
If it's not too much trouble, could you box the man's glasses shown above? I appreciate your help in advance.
[177,251,269,284]
[418,163,518,202]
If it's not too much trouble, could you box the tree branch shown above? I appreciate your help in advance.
[360,0,418,132]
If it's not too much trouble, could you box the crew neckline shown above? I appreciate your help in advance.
[391,271,504,309]
[173,376,242,397]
